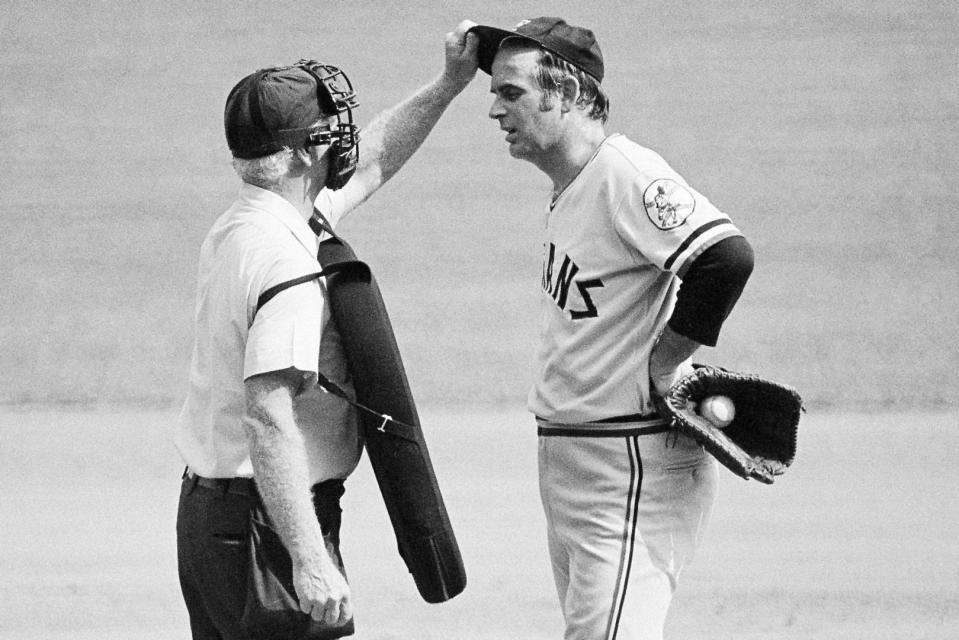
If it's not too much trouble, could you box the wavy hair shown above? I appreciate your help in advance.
[533,50,609,123]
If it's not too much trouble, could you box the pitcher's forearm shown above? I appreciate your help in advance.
[648,325,701,395]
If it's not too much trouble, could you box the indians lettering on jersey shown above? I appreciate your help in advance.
[530,135,742,424]
[541,242,604,320]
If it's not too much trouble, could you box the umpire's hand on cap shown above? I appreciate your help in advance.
[442,20,480,94]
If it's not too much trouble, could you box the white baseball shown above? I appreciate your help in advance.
[699,395,735,428]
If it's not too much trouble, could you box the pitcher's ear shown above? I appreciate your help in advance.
[559,76,581,112]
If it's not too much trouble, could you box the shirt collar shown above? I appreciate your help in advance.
[237,183,319,255]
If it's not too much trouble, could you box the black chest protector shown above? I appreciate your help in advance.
[254,211,466,604]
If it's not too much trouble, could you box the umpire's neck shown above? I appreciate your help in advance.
[263,145,332,222]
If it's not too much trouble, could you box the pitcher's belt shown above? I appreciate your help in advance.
[537,414,669,438]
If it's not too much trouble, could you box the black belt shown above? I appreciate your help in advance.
[182,469,344,500]
[535,412,659,424]
[182,468,256,497]
[536,412,669,438]
[592,412,658,423]
[537,425,669,438]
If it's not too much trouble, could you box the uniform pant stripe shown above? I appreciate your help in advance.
[606,435,643,640]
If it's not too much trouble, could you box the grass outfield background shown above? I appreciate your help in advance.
[2,0,957,411]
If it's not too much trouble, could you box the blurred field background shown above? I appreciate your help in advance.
[1,409,956,639]
[2,0,956,410]
[1,0,957,638]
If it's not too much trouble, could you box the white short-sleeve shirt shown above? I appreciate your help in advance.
[531,135,743,423]
[175,184,361,482]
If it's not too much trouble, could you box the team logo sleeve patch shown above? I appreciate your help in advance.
[644,179,696,230]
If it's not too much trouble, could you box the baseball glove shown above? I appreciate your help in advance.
[656,365,803,484]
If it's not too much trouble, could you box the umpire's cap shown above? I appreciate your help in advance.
[469,17,604,82]
[225,66,330,159]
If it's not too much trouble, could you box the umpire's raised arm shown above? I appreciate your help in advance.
[333,20,479,214]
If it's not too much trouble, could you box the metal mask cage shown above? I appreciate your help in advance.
[294,60,360,189]
[295,60,359,113]
[291,60,358,154]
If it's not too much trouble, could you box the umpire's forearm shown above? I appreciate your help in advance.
[369,75,464,175]
[243,376,329,569]
[337,21,477,212]
[339,74,466,214]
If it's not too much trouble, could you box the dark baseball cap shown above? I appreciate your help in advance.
[224,66,331,159]
[469,17,604,82]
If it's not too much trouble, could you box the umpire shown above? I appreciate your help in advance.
[174,24,478,639]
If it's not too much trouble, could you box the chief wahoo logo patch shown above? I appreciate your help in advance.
[644,179,695,230]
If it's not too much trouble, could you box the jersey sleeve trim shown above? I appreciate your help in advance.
[665,219,738,274]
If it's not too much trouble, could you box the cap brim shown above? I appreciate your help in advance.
[468,25,540,75]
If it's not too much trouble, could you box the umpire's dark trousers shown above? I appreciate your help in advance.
[176,471,345,640]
